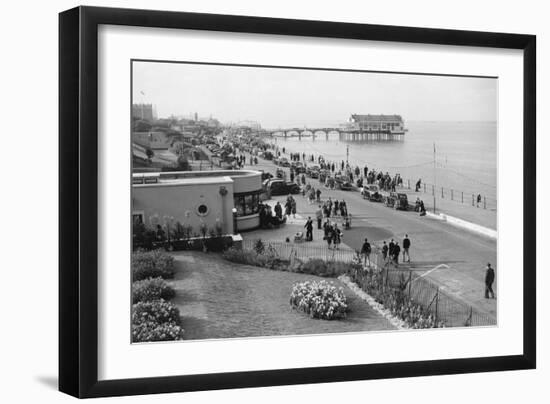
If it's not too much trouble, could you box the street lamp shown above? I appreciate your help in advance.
[232,208,238,234]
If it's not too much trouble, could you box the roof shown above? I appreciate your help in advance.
[351,114,403,122]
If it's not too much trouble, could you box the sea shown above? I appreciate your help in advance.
[273,121,497,202]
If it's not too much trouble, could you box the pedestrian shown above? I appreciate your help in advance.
[284,198,292,217]
[415,178,421,192]
[291,199,297,218]
[325,221,333,249]
[382,241,388,261]
[389,239,395,260]
[393,242,401,264]
[361,238,372,267]
[477,193,482,207]
[403,234,411,263]
[304,217,313,241]
[316,205,323,229]
[485,263,495,299]
[333,224,342,249]
[274,201,283,219]
[316,188,321,203]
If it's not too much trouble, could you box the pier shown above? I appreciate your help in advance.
[267,128,405,141]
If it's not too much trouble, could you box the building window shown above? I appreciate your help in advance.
[233,192,261,217]
[197,204,209,216]
[132,212,144,226]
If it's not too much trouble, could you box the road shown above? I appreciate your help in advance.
[240,151,497,319]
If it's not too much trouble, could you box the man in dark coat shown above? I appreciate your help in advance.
[304,217,313,241]
[361,238,372,266]
[382,241,389,262]
[274,202,283,219]
[485,263,495,298]
[388,239,395,260]
[393,242,401,264]
[403,234,411,263]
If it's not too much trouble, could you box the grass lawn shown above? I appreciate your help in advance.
[168,251,395,340]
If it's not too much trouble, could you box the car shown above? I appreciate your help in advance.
[294,162,306,174]
[385,192,410,210]
[278,158,290,167]
[362,184,383,202]
[264,179,301,196]
[260,170,273,181]
[306,165,320,178]
[339,181,354,191]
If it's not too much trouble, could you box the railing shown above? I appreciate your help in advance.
[400,178,497,211]
[242,239,496,327]
[242,238,357,263]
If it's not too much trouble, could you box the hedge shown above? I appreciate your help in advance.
[132,249,175,281]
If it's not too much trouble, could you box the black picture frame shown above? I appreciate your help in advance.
[59,6,536,398]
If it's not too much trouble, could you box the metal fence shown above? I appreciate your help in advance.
[242,239,496,328]
[242,238,357,263]
[400,178,497,211]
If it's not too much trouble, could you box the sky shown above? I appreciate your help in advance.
[132,61,497,128]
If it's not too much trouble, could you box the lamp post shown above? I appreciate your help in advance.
[232,208,238,234]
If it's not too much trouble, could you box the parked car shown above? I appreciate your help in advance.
[362,184,383,202]
[297,165,307,174]
[263,179,301,196]
[260,170,273,181]
[385,192,409,210]
[278,158,290,167]
[306,165,320,178]
[338,181,354,191]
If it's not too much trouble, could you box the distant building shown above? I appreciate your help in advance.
[133,131,171,150]
[133,104,156,121]
[349,114,406,133]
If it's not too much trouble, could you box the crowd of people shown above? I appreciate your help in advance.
[361,235,412,267]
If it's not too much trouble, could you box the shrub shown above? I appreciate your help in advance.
[253,239,265,255]
[290,280,348,320]
[132,277,175,303]
[132,249,175,281]
[132,321,184,342]
[223,247,289,270]
[298,259,354,278]
[132,299,181,325]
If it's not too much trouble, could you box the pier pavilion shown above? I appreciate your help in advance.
[267,114,407,141]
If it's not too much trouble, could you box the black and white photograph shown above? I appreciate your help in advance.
[130,60,498,343]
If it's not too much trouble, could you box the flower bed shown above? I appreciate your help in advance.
[348,265,445,329]
[223,242,356,276]
[131,299,184,342]
[132,249,175,281]
[132,320,185,342]
[131,249,184,342]
[223,246,290,270]
[290,280,348,320]
[132,277,175,303]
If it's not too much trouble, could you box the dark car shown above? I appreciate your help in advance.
[264,179,301,196]
[278,158,290,167]
[260,170,273,181]
[306,165,320,178]
[385,192,409,210]
[294,162,306,174]
[362,184,383,202]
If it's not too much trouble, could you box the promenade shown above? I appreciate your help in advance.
[236,150,497,321]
